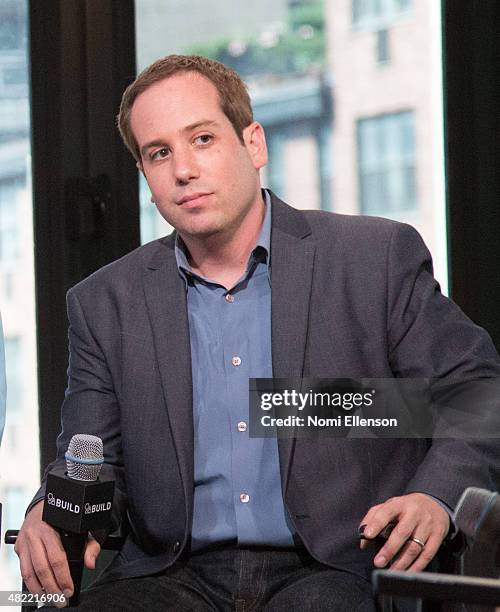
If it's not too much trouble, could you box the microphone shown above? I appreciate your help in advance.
[42,434,114,606]
[454,487,500,568]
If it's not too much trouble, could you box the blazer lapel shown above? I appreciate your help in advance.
[270,194,316,494]
[142,237,194,515]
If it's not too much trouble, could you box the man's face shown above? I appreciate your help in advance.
[131,71,267,240]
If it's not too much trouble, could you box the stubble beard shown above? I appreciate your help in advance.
[169,197,256,245]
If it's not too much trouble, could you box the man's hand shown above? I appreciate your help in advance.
[359,493,450,572]
[14,499,102,605]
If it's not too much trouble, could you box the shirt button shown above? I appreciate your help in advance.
[240,493,250,503]
[225,293,235,303]
[237,421,247,432]
[232,356,242,366]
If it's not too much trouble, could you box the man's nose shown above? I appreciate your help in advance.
[172,147,199,184]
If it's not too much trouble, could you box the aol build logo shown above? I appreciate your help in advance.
[84,502,111,515]
[46,492,80,514]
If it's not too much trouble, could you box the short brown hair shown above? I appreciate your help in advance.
[117,54,254,162]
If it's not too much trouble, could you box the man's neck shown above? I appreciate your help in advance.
[180,194,266,289]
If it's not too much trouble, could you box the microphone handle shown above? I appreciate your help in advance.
[59,530,87,607]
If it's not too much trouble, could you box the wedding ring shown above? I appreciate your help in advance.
[409,536,425,548]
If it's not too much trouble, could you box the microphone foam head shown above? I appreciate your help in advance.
[65,434,104,481]
[454,486,497,539]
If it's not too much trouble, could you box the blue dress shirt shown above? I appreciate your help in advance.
[175,191,295,550]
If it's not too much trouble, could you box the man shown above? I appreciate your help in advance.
[16,55,500,611]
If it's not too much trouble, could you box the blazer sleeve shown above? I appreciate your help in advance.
[386,222,500,508]
[27,287,128,538]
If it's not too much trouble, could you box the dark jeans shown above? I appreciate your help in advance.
[48,546,376,611]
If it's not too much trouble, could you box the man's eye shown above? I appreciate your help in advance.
[194,134,212,145]
[151,148,169,160]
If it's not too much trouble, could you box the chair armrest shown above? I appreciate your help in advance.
[372,569,500,606]
[4,529,125,551]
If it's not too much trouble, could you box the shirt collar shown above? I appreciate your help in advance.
[175,189,272,288]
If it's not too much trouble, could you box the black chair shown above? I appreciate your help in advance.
[374,537,470,612]
[374,569,500,610]
[4,529,470,611]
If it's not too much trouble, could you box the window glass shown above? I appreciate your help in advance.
[136,0,331,244]
[376,29,390,64]
[3,336,21,411]
[0,0,39,594]
[0,178,23,263]
[135,0,447,289]
[3,487,26,572]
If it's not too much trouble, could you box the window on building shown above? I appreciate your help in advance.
[4,335,22,411]
[395,0,411,12]
[353,0,412,28]
[376,29,390,64]
[0,177,23,264]
[357,111,416,215]
[0,0,27,52]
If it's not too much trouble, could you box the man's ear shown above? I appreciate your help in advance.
[243,122,268,170]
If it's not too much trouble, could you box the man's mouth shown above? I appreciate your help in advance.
[176,192,212,207]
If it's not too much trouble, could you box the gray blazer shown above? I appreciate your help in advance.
[31,192,500,581]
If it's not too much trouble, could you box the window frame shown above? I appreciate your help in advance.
[26,0,500,476]
[29,0,139,472]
